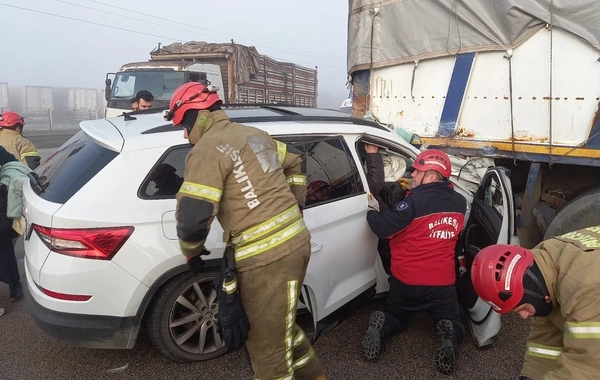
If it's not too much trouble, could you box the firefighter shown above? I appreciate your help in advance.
[471,227,600,380]
[361,149,467,375]
[164,82,325,380]
[0,111,40,170]
[306,180,331,202]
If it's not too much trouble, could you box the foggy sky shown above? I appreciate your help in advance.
[0,0,350,109]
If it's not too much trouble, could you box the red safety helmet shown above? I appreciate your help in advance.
[164,82,223,126]
[471,244,535,314]
[307,180,330,196]
[412,149,452,178]
[0,111,25,129]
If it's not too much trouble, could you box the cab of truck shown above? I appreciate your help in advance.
[104,61,224,118]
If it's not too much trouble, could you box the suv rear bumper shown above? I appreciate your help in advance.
[25,287,137,349]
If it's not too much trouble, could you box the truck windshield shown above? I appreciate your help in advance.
[110,71,186,101]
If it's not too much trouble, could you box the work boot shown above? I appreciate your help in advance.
[9,282,23,302]
[361,310,386,362]
[434,319,457,375]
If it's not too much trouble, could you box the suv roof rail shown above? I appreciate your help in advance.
[121,107,169,120]
[120,104,309,121]
[141,115,389,135]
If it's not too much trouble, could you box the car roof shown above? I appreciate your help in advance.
[79,105,418,154]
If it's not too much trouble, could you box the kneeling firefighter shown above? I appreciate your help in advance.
[165,82,325,380]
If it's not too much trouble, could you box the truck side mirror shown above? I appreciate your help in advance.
[105,78,112,102]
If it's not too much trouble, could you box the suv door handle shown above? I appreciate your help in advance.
[311,242,323,253]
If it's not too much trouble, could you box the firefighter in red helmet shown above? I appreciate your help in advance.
[361,149,467,375]
[165,82,325,380]
[472,227,600,380]
[0,111,40,169]
[307,180,331,202]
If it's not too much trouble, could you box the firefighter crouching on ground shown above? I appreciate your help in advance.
[0,112,41,170]
[165,82,325,380]
[361,149,467,375]
[472,227,600,380]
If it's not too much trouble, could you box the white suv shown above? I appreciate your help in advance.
[23,106,518,362]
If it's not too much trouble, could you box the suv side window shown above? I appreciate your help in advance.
[140,145,191,199]
[283,136,364,208]
[140,136,365,205]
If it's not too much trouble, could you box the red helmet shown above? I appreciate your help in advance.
[412,149,451,178]
[0,111,25,129]
[164,82,223,126]
[307,180,330,196]
[471,244,534,314]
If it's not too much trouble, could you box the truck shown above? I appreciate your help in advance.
[347,0,600,349]
[348,0,600,246]
[0,83,8,112]
[104,41,319,118]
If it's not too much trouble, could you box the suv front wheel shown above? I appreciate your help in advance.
[147,270,227,362]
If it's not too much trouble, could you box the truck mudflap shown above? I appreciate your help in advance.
[466,297,501,348]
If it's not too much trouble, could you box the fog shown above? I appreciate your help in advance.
[0,0,350,109]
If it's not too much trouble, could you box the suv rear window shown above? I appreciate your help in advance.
[32,131,119,204]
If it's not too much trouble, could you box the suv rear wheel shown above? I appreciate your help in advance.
[147,270,227,362]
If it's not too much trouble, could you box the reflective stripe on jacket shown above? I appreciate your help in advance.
[175,110,309,272]
[0,129,40,169]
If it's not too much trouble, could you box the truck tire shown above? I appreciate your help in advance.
[544,187,600,240]
[146,270,227,362]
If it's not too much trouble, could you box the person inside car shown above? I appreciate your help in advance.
[307,180,331,203]
[361,149,467,375]
[150,163,183,196]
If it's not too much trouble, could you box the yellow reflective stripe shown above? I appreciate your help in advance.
[287,175,307,186]
[222,279,237,294]
[565,321,600,338]
[20,151,40,161]
[293,330,306,347]
[284,281,298,377]
[293,348,316,370]
[276,141,287,165]
[234,218,306,261]
[179,181,222,202]
[526,342,563,360]
[231,205,301,247]
[179,240,203,251]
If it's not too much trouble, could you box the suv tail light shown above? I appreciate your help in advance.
[32,224,134,260]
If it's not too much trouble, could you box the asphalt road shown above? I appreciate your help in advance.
[1,240,530,380]
[1,131,531,379]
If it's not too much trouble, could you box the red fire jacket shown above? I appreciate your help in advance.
[367,181,466,286]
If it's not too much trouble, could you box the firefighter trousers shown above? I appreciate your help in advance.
[237,238,324,380]
[382,276,465,345]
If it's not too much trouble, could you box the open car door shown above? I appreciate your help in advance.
[456,167,518,348]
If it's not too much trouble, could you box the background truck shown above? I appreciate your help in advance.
[1,84,103,129]
[105,41,319,118]
[347,0,600,249]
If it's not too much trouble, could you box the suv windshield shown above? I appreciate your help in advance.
[33,131,119,204]
[111,71,186,101]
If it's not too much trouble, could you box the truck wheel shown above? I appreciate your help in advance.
[544,187,600,239]
[146,270,227,362]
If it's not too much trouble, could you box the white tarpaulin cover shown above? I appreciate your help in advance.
[348,0,600,74]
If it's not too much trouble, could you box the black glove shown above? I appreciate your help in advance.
[216,268,250,350]
[187,249,210,274]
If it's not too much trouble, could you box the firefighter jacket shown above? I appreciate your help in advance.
[175,110,309,272]
[520,225,600,380]
[367,181,466,286]
[0,129,41,170]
